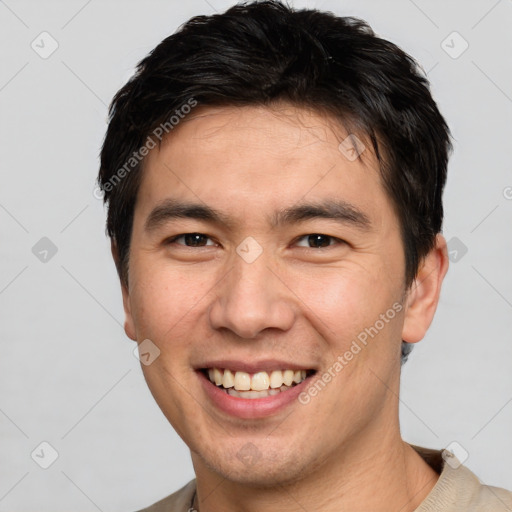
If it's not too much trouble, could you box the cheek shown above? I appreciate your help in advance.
[129,263,208,341]
[291,265,394,338]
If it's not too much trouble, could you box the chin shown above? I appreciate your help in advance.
[196,443,316,488]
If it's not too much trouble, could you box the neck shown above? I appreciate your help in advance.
[191,426,439,512]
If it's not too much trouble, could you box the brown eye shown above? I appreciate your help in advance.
[296,234,342,248]
[168,233,215,247]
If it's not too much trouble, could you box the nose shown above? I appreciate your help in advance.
[208,251,296,339]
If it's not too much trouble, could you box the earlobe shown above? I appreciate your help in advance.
[121,282,137,341]
[111,241,137,341]
[401,234,449,344]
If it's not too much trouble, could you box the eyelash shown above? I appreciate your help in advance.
[165,233,345,249]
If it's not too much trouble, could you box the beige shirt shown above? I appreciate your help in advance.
[136,445,512,512]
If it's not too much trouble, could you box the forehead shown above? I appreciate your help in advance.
[158,103,364,157]
[136,103,392,230]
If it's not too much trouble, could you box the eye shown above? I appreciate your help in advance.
[166,233,216,247]
[295,233,344,248]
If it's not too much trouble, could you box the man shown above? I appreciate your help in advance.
[98,1,512,511]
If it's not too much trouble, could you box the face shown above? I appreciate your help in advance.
[121,103,423,486]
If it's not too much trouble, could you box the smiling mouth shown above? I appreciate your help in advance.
[201,367,316,399]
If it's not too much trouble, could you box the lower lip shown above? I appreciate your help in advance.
[197,370,312,419]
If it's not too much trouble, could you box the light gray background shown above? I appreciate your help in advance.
[1,0,511,510]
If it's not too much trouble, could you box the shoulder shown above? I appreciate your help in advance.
[412,445,512,511]
[133,479,196,512]
[469,482,512,511]
[442,471,512,511]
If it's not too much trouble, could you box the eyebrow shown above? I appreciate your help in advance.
[144,198,372,233]
[144,199,235,232]
[272,200,371,230]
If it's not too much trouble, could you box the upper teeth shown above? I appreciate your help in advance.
[208,368,307,391]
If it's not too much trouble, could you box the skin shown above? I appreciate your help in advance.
[117,103,449,512]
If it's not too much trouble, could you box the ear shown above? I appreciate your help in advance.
[401,234,449,343]
[111,241,137,341]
